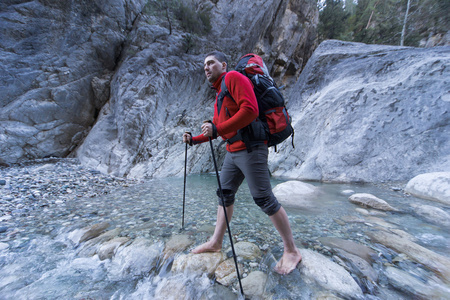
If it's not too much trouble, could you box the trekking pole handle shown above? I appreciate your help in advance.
[183,131,192,145]
[202,120,217,139]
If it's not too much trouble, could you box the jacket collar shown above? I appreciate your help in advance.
[211,72,227,91]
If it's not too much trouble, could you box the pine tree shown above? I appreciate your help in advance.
[318,0,350,41]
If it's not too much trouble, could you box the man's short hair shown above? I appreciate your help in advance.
[206,51,228,67]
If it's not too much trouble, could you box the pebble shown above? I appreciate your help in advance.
[0,158,139,217]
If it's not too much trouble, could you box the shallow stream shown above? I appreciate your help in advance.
[0,168,449,299]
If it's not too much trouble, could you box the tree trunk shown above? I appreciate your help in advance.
[400,0,411,46]
[366,0,380,30]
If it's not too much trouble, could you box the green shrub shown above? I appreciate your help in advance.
[174,3,211,35]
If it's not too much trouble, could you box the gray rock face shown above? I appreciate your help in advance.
[81,39,448,182]
[75,0,318,178]
[271,40,450,182]
[4,1,448,185]
[0,0,145,163]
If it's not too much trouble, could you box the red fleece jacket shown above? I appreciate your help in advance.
[192,71,259,152]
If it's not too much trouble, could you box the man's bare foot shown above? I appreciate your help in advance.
[274,248,302,275]
[191,240,222,254]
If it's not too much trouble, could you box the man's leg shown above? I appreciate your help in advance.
[192,152,242,253]
[191,204,234,253]
[269,206,302,274]
[236,146,302,274]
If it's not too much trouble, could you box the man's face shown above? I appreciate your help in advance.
[204,55,226,83]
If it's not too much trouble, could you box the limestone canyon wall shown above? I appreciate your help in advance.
[2,1,449,183]
[0,0,146,163]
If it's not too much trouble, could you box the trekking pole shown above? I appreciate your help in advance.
[208,136,244,296]
[182,132,191,230]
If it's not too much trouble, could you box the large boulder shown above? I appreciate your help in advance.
[272,180,320,209]
[270,40,450,182]
[405,172,450,205]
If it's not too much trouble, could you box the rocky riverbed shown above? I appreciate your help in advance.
[1,159,449,299]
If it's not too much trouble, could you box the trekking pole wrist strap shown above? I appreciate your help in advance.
[185,131,193,146]
[203,120,218,139]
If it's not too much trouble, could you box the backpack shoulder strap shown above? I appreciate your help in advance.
[217,74,234,116]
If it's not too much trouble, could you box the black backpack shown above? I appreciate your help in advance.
[218,53,294,152]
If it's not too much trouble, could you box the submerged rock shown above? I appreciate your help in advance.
[298,249,363,298]
[241,271,268,299]
[108,239,163,280]
[410,203,450,228]
[215,258,244,287]
[385,266,450,300]
[77,228,123,257]
[0,242,9,251]
[172,252,225,277]
[405,172,450,205]
[153,276,189,300]
[333,249,378,284]
[318,237,376,263]
[97,237,130,260]
[363,216,399,230]
[68,222,110,245]
[367,229,450,283]
[163,234,194,258]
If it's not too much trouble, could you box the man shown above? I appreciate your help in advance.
[183,51,302,275]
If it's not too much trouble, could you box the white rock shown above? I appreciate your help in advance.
[405,172,450,205]
[231,241,261,260]
[108,239,163,280]
[0,242,9,251]
[272,180,319,208]
[97,237,130,260]
[241,271,268,299]
[348,193,398,211]
[341,189,355,195]
[172,252,225,277]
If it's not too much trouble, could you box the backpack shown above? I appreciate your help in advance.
[218,53,294,152]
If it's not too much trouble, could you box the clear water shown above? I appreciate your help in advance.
[0,174,449,299]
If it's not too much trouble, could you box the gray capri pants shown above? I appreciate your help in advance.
[217,144,282,216]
